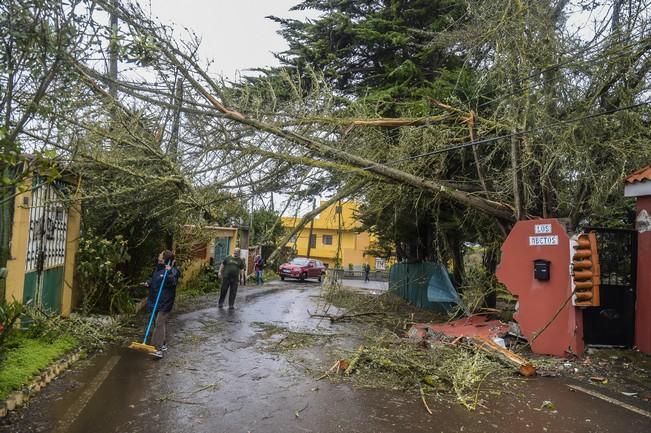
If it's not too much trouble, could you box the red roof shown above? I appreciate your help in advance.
[625,166,651,184]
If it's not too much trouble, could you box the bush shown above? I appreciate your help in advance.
[177,262,218,298]
[76,231,134,314]
[0,300,24,348]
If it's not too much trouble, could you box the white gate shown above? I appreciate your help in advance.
[24,178,69,310]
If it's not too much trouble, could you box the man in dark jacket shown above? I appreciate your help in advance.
[218,247,245,309]
[147,250,181,359]
[364,263,371,282]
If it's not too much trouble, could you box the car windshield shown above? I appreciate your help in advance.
[290,258,309,265]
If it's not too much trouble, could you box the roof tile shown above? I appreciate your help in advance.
[625,166,651,184]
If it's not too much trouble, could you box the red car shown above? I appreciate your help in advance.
[278,257,326,282]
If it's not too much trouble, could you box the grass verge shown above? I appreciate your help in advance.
[0,332,78,400]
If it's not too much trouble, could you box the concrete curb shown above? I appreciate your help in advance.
[0,348,84,417]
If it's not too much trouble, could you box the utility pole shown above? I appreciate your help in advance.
[306,197,316,258]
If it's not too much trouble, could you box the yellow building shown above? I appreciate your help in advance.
[281,201,386,270]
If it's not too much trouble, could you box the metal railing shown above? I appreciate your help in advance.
[329,268,389,282]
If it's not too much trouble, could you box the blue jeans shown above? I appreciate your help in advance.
[255,270,263,285]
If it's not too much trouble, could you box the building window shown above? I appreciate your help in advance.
[323,234,333,245]
[310,234,316,248]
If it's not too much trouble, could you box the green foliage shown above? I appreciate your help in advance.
[177,263,219,299]
[0,299,24,347]
[251,209,285,246]
[0,331,77,400]
[22,305,121,351]
[76,231,133,314]
[272,0,467,112]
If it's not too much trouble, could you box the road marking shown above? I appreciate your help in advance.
[567,384,651,419]
[54,355,121,433]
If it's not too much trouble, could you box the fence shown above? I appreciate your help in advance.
[389,262,461,312]
[330,269,390,282]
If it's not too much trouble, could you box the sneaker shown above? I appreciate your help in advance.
[161,344,168,352]
[150,350,164,360]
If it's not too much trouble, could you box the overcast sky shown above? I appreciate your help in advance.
[140,0,316,80]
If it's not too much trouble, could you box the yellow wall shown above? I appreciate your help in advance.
[282,201,382,269]
[62,202,81,316]
[4,179,31,305]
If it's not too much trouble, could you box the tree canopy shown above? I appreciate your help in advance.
[0,0,649,287]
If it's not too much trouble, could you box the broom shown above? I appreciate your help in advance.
[129,262,170,354]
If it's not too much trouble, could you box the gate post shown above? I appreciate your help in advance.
[496,219,584,356]
[625,167,651,354]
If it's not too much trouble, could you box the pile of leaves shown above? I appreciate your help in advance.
[24,306,124,352]
[320,281,445,328]
[319,283,515,409]
[340,332,512,410]
[254,323,334,353]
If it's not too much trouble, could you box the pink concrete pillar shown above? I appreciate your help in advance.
[497,219,583,357]
[635,196,651,354]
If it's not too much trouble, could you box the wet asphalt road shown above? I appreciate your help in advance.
[2,281,651,433]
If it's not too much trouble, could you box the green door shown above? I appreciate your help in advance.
[214,237,230,268]
[23,179,68,313]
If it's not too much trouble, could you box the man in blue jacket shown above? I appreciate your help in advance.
[147,250,181,359]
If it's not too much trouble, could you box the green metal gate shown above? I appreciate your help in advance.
[23,178,68,313]
[213,237,230,268]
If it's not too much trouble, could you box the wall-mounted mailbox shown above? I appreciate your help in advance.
[534,259,551,281]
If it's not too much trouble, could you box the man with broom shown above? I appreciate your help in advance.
[146,250,181,359]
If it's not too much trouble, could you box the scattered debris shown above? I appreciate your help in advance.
[294,402,309,418]
[568,384,651,419]
[317,359,350,380]
[308,311,386,323]
[321,332,513,410]
[589,376,608,384]
[472,337,536,377]
[254,323,334,353]
[419,383,433,415]
[410,315,510,341]
[539,400,556,411]
[408,316,535,377]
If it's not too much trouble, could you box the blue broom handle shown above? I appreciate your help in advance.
[143,263,171,344]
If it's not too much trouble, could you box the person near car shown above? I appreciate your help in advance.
[218,247,245,309]
[146,250,181,359]
[254,254,264,285]
[364,263,371,282]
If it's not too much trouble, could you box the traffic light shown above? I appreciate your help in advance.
[572,232,600,307]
